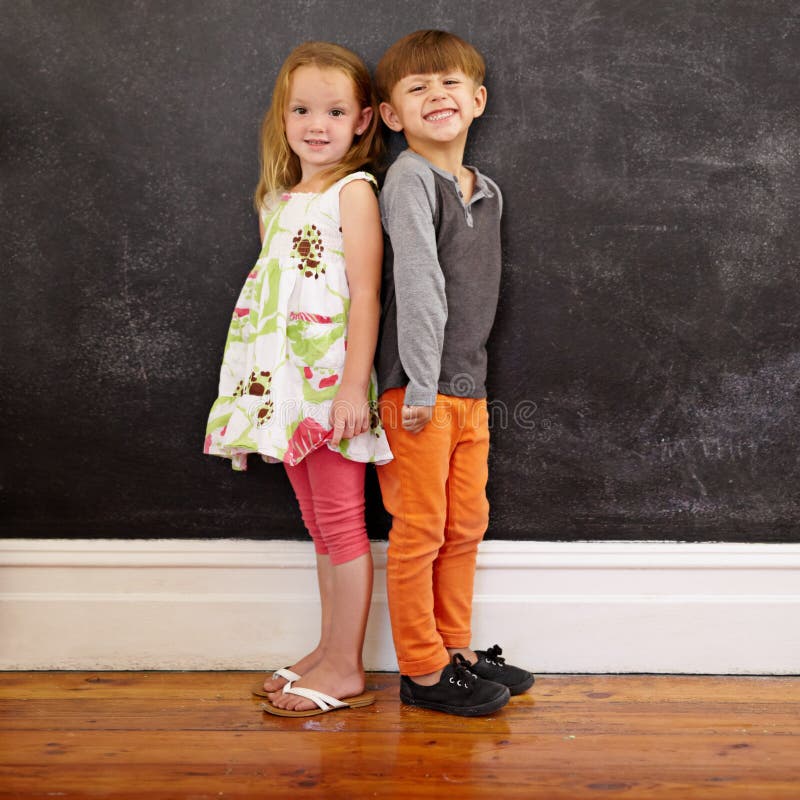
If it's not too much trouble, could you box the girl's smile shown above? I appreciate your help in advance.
[284,65,372,187]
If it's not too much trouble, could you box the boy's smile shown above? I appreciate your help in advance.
[425,109,456,122]
[380,70,486,167]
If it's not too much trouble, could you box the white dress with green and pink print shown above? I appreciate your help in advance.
[204,171,392,470]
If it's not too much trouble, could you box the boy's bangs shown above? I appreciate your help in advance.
[377,31,485,100]
[407,39,482,81]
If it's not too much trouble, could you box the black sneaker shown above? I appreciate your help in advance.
[469,644,535,695]
[400,654,510,716]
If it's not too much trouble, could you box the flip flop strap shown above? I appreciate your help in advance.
[272,667,301,682]
[282,684,347,711]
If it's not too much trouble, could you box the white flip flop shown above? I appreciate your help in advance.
[261,683,375,717]
[250,667,302,698]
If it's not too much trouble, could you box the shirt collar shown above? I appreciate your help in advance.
[400,149,495,201]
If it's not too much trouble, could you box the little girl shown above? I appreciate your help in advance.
[204,41,391,717]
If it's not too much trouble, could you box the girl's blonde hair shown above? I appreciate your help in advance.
[254,41,382,210]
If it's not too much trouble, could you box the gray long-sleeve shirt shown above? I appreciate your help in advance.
[377,149,503,406]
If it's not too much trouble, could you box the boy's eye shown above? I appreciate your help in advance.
[409,85,425,93]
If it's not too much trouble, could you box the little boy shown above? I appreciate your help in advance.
[375,30,534,716]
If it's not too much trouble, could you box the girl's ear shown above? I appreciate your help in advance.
[379,102,404,132]
[355,106,373,136]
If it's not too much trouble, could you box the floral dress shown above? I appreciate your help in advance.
[204,171,392,470]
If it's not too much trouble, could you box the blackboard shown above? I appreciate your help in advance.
[2,1,799,541]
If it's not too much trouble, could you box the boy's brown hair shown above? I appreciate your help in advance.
[375,30,485,103]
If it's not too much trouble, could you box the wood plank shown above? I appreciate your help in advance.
[1,697,798,735]
[3,729,797,766]
[1,769,797,800]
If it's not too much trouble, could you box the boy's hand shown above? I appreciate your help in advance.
[330,384,371,446]
[402,404,433,434]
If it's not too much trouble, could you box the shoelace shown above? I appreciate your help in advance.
[449,653,480,692]
[484,644,507,668]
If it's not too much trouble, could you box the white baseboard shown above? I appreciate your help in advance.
[1,539,798,673]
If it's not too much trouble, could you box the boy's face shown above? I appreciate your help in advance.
[380,70,486,151]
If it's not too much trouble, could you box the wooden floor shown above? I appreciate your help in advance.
[0,672,798,798]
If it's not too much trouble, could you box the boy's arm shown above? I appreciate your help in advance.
[381,168,446,411]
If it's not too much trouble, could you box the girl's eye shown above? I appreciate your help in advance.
[292,107,307,115]
[330,109,344,118]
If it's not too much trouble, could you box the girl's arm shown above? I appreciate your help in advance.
[330,179,383,445]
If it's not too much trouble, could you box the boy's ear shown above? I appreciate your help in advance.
[380,101,404,132]
[472,85,488,119]
[355,106,373,136]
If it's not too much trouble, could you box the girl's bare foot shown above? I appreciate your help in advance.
[269,660,365,713]
[262,648,324,697]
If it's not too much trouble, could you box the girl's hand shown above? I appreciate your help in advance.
[330,382,371,446]
[402,404,433,434]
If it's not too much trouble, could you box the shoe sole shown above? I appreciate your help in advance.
[400,687,511,717]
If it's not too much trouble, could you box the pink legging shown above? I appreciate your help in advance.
[284,445,370,565]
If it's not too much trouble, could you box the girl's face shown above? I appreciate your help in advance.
[284,65,372,185]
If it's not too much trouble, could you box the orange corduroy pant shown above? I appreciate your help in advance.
[377,388,490,676]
